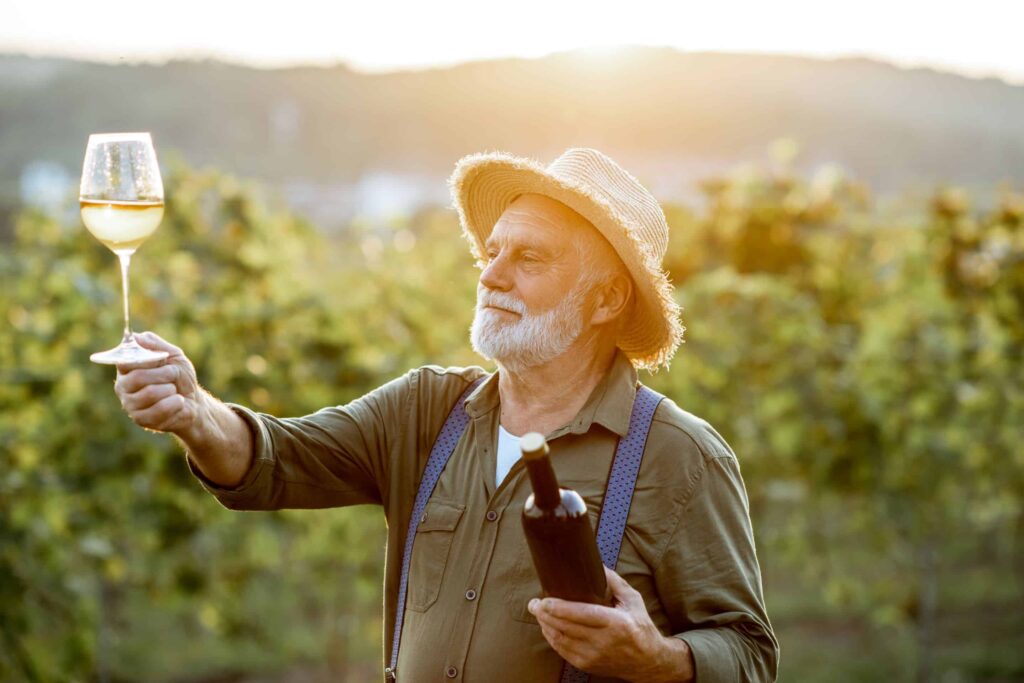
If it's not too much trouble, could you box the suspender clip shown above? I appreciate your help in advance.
[385,666,397,681]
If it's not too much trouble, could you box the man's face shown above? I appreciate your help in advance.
[470,194,596,371]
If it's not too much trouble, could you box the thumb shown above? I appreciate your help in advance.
[135,331,183,356]
[604,565,642,609]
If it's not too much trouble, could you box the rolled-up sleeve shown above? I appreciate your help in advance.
[656,450,779,682]
[186,369,418,511]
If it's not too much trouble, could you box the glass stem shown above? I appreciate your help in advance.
[118,250,133,344]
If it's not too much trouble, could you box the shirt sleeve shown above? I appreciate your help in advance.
[655,441,780,683]
[185,369,419,511]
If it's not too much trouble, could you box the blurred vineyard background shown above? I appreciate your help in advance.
[2,49,1024,683]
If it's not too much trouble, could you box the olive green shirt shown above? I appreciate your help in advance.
[188,352,778,682]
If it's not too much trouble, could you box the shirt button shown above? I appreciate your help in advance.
[465,589,477,601]
[486,510,498,522]
[420,513,426,524]
[446,665,458,678]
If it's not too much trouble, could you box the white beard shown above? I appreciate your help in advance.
[470,280,590,373]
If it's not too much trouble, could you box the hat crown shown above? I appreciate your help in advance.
[546,148,669,265]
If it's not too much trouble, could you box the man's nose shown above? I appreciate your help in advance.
[479,254,512,292]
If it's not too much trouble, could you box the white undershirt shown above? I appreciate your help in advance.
[496,425,522,488]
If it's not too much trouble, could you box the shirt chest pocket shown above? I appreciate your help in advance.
[407,498,466,613]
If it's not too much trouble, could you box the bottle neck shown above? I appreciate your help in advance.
[524,454,562,510]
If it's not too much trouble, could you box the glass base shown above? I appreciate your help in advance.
[90,338,169,365]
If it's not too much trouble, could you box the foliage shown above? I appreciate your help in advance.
[1,157,1022,682]
[653,158,1024,681]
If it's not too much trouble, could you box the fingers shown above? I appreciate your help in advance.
[117,364,181,395]
[533,609,595,640]
[120,382,178,412]
[134,331,183,356]
[115,331,181,374]
[539,621,565,648]
[604,566,642,609]
[534,598,612,628]
[116,356,168,373]
[129,393,191,432]
[530,601,612,671]
[538,621,581,659]
[604,565,627,586]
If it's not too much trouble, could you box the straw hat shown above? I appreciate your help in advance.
[448,147,684,370]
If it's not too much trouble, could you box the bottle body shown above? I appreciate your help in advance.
[522,489,611,605]
[519,432,611,606]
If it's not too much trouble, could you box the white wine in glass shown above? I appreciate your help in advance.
[80,132,169,365]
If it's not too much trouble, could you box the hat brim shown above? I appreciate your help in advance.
[449,151,683,370]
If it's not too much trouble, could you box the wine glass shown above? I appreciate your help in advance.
[80,132,169,364]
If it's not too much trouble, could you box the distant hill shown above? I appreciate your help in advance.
[2,47,1022,222]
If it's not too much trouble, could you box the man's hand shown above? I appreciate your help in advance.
[112,331,254,488]
[527,565,695,683]
[114,331,203,437]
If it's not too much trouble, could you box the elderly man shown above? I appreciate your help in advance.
[114,148,778,682]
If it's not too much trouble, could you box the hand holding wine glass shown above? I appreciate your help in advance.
[80,132,168,364]
[114,331,256,488]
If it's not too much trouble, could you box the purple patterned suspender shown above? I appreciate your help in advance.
[385,381,663,683]
[559,385,664,683]
[386,376,485,682]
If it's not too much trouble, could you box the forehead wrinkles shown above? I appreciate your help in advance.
[499,205,575,232]
[488,205,589,250]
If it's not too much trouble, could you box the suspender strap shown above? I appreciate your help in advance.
[594,385,664,569]
[387,376,485,682]
[559,385,665,683]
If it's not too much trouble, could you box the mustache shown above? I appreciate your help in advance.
[477,290,527,315]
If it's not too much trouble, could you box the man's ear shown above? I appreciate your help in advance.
[590,273,634,327]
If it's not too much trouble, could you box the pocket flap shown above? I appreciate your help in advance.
[417,499,465,533]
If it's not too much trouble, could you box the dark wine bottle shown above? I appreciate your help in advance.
[520,432,611,606]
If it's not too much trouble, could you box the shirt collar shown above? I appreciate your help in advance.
[465,350,638,438]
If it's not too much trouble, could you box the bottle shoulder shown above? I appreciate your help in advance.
[523,488,587,518]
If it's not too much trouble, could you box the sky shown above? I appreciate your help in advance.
[3,0,1023,84]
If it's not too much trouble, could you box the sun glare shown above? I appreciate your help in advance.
[0,0,1021,83]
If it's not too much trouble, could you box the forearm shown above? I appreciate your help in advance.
[176,389,254,488]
